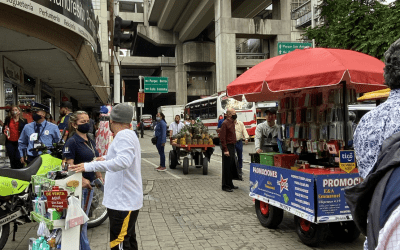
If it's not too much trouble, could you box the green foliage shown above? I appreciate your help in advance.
[303,0,400,60]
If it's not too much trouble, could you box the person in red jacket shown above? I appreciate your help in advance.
[3,106,27,169]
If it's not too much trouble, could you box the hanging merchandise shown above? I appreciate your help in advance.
[65,196,89,230]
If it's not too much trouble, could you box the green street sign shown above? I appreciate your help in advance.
[278,42,313,55]
[144,77,168,93]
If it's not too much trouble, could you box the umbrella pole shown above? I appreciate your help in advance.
[342,81,349,150]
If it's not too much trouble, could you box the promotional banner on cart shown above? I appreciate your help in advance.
[250,164,315,222]
[1,0,97,49]
[315,173,362,223]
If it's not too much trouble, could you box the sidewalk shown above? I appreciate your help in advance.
[4,131,364,250]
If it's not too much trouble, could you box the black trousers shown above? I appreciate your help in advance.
[222,144,239,189]
[5,140,23,169]
[108,208,140,250]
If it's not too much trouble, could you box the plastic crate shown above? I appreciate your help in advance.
[260,152,280,166]
[249,153,260,164]
[274,154,299,169]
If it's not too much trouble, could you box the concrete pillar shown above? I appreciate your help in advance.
[175,35,187,105]
[215,0,236,93]
[34,78,41,103]
[54,89,61,123]
[0,56,4,121]
[143,0,149,27]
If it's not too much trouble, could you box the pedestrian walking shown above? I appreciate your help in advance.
[3,105,27,169]
[18,103,60,165]
[62,111,103,250]
[155,112,167,171]
[70,103,143,250]
[235,119,249,181]
[219,108,239,192]
[140,119,144,138]
[345,38,400,250]
[255,108,279,153]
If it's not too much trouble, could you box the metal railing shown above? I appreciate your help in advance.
[236,53,269,59]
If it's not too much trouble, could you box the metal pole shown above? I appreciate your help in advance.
[113,0,120,104]
[311,0,316,48]
[139,76,143,118]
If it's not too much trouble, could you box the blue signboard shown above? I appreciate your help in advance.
[250,163,315,222]
[315,173,362,222]
[339,150,356,173]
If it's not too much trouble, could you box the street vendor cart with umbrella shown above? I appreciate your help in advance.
[227,48,386,247]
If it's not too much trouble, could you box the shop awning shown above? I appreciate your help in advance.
[357,88,390,101]
[227,48,387,102]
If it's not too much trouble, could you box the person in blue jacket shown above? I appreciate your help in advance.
[155,112,167,171]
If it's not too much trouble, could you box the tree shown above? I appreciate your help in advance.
[303,0,400,59]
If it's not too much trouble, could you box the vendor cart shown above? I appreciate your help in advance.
[226,48,387,246]
[169,144,215,175]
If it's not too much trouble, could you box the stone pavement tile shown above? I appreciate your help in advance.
[142,240,161,248]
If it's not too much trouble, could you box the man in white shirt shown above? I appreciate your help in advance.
[169,115,185,165]
[235,119,249,181]
[70,103,142,250]
[169,115,184,138]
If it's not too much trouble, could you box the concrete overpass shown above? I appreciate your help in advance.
[120,0,293,106]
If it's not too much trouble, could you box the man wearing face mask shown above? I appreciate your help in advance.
[219,108,240,192]
[18,103,61,165]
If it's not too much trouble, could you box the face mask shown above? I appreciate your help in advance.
[33,113,43,122]
[77,123,90,134]
[232,115,237,120]
[12,111,18,116]
[156,117,161,121]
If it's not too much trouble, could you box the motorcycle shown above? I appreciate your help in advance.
[0,140,108,249]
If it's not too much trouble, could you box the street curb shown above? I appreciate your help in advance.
[214,153,251,164]
[143,179,154,195]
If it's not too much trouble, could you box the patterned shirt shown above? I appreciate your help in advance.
[354,89,400,179]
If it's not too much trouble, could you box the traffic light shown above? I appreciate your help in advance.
[113,16,134,47]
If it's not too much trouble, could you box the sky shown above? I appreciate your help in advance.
[380,0,396,4]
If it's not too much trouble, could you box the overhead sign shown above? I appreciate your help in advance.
[138,92,145,107]
[0,0,98,49]
[144,77,168,93]
[278,42,312,55]
[3,57,23,85]
[339,150,356,173]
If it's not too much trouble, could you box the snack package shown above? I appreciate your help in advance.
[65,196,89,230]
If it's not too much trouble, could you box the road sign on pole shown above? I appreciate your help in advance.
[144,77,168,93]
[278,42,313,55]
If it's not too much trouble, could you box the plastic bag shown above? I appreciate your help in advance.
[65,196,89,230]
[37,221,50,237]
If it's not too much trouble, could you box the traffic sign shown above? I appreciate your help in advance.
[144,77,168,93]
[339,150,356,173]
[278,42,312,55]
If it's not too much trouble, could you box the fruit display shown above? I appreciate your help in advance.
[174,120,215,146]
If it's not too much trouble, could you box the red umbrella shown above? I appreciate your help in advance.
[227,48,387,101]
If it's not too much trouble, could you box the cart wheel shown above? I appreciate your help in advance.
[203,157,208,175]
[329,221,360,243]
[169,151,177,169]
[183,157,189,175]
[294,215,328,247]
[255,200,283,229]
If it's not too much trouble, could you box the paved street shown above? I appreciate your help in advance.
[3,131,364,250]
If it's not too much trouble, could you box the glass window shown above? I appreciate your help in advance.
[209,100,217,119]
[220,95,253,110]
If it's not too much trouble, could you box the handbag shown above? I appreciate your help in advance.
[151,136,157,145]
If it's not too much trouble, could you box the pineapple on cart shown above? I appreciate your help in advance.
[169,120,215,175]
